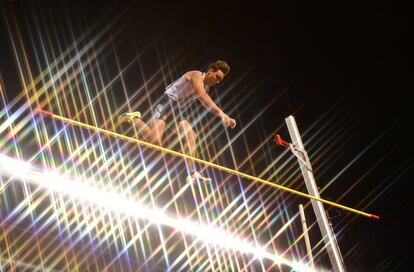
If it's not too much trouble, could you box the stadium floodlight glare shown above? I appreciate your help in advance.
[0,154,33,179]
[0,154,316,272]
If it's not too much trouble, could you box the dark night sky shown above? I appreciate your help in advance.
[1,0,410,271]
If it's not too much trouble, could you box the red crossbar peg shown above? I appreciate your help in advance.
[274,134,289,147]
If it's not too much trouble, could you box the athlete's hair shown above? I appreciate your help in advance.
[207,60,230,75]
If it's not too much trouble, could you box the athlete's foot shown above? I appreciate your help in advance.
[186,171,211,183]
[118,111,141,125]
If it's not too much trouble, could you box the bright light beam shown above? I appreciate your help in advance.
[0,154,315,272]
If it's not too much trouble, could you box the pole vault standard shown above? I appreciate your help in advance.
[37,109,380,220]
[283,115,346,272]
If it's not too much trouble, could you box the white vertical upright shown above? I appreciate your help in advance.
[299,204,315,270]
[285,115,346,272]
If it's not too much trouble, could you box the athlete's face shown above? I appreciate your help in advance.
[205,69,225,87]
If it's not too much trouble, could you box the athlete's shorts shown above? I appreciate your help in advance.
[153,95,199,126]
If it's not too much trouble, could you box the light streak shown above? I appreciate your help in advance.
[0,154,315,272]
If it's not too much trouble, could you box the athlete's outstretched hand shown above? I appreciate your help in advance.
[220,112,236,129]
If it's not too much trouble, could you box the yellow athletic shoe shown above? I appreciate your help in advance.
[117,111,141,125]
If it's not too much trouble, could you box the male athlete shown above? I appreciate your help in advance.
[118,60,236,182]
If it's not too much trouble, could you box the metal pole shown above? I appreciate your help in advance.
[286,115,346,272]
[299,204,315,270]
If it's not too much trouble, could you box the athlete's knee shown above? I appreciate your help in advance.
[146,132,163,146]
[186,130,197,143]
[178,121,194,135]
[150,136,162,146]
[149,121,165,145]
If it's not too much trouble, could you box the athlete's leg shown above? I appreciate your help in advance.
[177,120,197,173]
[147,119,166,146]
[178,120,211,182]
[119,113,166,145]
[118,112,151,139]
[131,118,151,139]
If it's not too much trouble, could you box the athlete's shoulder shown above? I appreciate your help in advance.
[184,70,202,82]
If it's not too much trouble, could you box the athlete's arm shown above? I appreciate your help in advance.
[190,71,236,128]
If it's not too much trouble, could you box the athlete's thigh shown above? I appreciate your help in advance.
[177,120,195,137]
[151,118,166,141]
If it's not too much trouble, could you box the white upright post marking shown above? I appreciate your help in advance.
[299,204,315,270]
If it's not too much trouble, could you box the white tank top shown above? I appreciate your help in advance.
[164,71,210,106]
